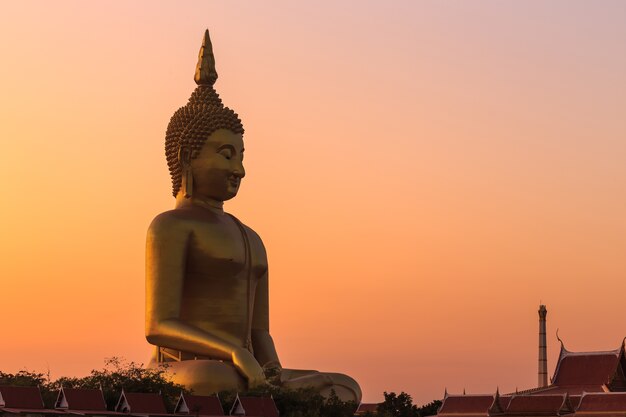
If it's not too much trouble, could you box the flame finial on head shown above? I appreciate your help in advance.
[194,29,218,86]
[164,29,244,197]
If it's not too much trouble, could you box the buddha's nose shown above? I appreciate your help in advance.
[232,161,245,179]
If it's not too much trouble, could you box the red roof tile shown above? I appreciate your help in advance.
[59,388,107,411]
[553,350,620,386]
[504,394,571,415]
[577,392,626,412]
[1,407,65,415]
[0,386,45,409]
[356,403,379,414]
[499,397,512,410]
[233,397,278,417]
[527,385,606,396]
[438,395,495,414]
[176,394,223,416]
[118,392,168,415]
[568,395,581,410]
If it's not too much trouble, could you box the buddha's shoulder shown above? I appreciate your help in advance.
[147,209,199,235]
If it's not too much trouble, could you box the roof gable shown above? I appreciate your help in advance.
[55,388,107,411]
[229,395,278,417]
[355,403,378,414]
[0,386,45,409]
[438,394,495,414]
[503,394,574,415]
[174,393,223,416]
[577,392,626,412]
[115,391,168,415]
[552,342,623,387]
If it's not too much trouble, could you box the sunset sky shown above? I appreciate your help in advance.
[1,1,625,404]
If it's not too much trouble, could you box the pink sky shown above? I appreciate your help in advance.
[1,1,625,404]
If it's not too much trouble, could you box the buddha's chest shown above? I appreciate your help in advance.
[185,221,267,279]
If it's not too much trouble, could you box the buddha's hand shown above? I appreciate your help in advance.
[232,348,267,388]
[262,362,283,385]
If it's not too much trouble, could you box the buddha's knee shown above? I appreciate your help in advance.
[151,360,245,395]
[280,369,361,404]
[321,372,362,404]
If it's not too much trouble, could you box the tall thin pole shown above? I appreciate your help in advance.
[538,305,548,387]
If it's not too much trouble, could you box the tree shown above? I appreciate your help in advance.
[377,392,419,417]
[417,399,442,417]
[218,385,356,417]
[48,357,189,410]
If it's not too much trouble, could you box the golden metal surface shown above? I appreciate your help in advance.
[145,31,361,403]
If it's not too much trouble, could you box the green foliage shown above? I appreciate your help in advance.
[417,399,442,417]
[218,385,356,417]
[48,357,189,410]
[0,369,49,387]
[377,391,419,417]
[320,389,357,417]
[365,392,442,417]
[0,369,56,407]
[0,358,188,410]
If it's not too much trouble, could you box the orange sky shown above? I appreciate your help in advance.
[1,1,625,404]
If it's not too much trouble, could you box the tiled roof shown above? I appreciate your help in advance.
[175,394,223,416]
[576,392,626,412]
[0,385,45,409]
[356,403,379,414]
[438,395,495,414]
[552,345,621,387]
[504,394,572,415]
[233,397,278,417]
[527,385,606,396]
[59,388,107,411]
[118,392,168,415]
[499,397,512,410]
[568,396,581,410]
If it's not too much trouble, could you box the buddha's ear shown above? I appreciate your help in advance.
[178,146,193,198]
[178,146,192,168]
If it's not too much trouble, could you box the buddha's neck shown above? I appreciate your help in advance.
[175,193,224,214]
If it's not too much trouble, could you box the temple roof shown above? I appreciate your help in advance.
[55,387,108,411]
[438,394,496,415]
[174,393,223,416]
[355,403,379,414]
[229,396,278,417]
[115,392,169,416]
[576,392,626,412]
[0,385,45,409]
[503,394,574,415]
[552,343,623,387]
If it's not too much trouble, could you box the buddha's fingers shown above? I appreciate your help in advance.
[281,372,334,390]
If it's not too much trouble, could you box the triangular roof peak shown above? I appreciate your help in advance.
[0,386,45,409]
[551,339,625,388]
[488,390,505,415]
[55,387,107,411]
[115,391,168,415]
[55,388,68,409]
[229,394,244,416]
[174,393,223,416]
[228,395,278,417]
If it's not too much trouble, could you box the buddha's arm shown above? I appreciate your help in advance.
[251,269,281,369]
[145,214,240,360]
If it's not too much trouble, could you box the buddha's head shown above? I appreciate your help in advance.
[165,30,245,201]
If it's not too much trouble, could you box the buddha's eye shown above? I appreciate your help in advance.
[219,149,233,160]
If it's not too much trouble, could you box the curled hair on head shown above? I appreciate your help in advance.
[164,30,244,197]
[165,86,244,197]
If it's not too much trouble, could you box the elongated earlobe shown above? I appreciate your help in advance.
[179,147,193,199]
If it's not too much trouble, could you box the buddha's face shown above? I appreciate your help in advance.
[190,129,245,202]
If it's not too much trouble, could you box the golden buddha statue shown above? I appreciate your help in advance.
[145,30,361,403]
